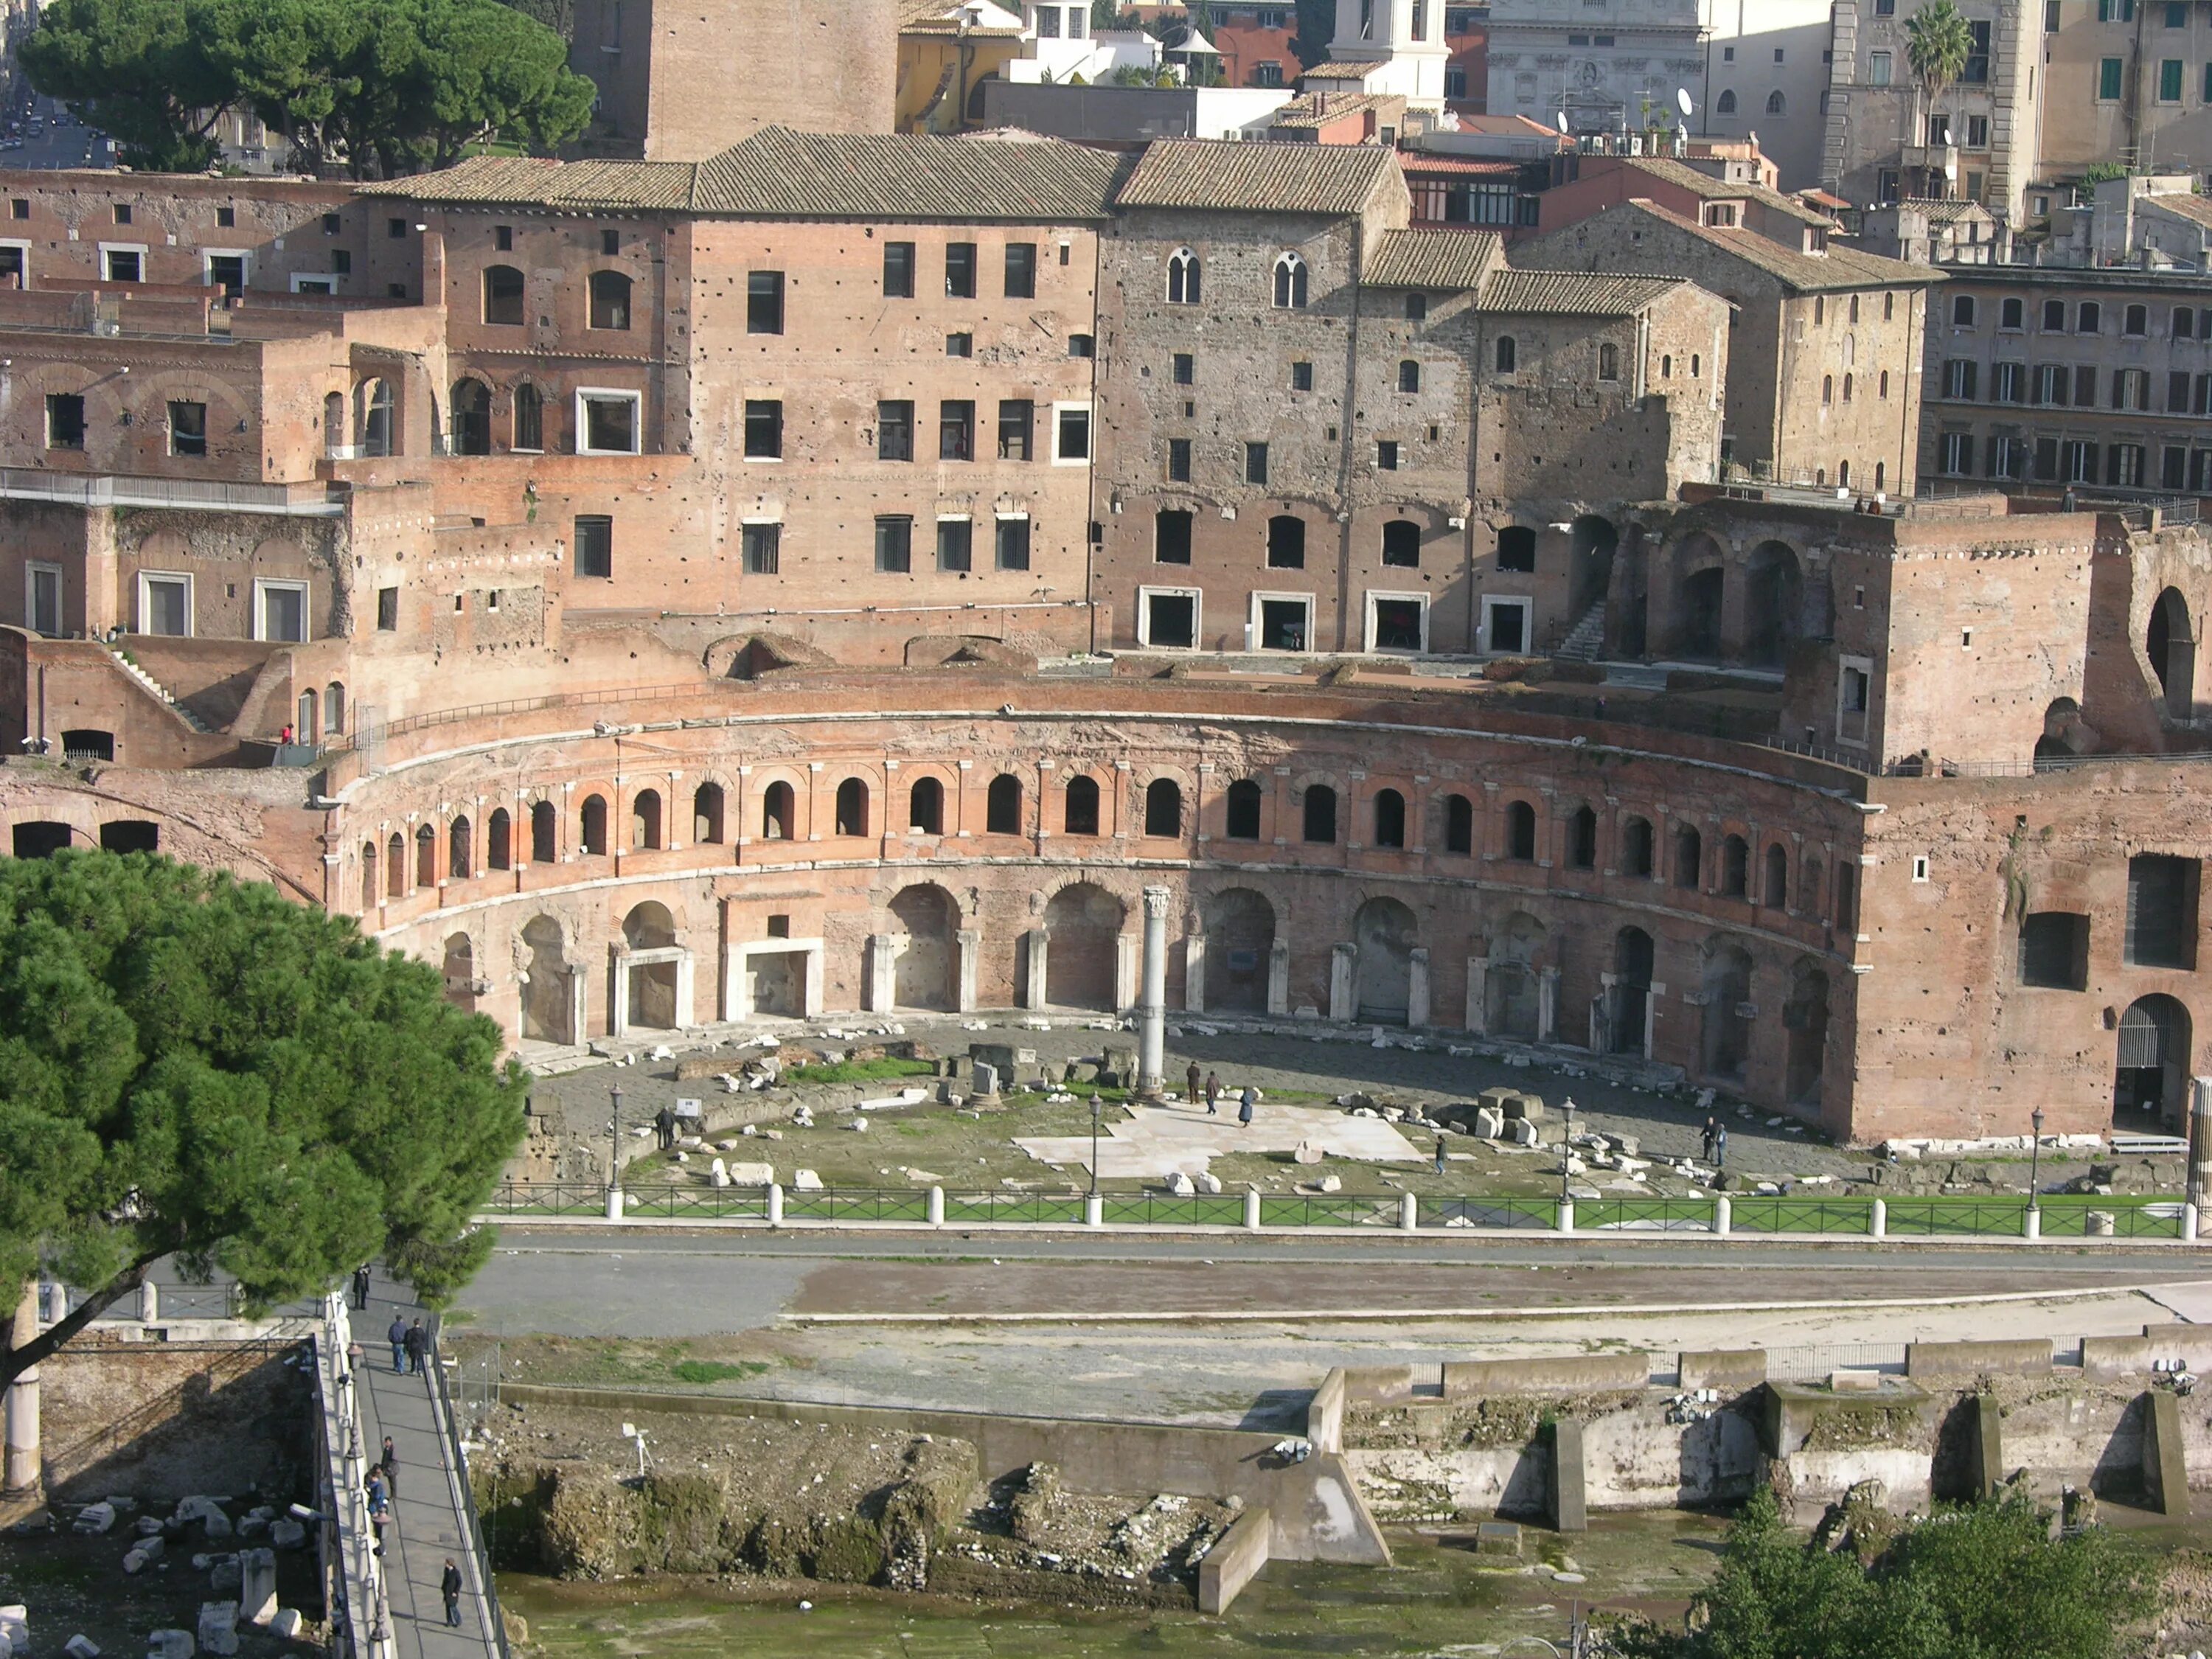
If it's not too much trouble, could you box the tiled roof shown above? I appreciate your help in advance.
[1523,199,1938,294]
[2140,191,2212,229]
[898,0,1023,29]
[1299,62,1374,80]
[1610,155,1834,226]
[1269,93,1397,130]
[1116,139,1397,215]
[1903,196,1996,222]
[1366,228,1502,289]
[1478,268,1685,315]
[369,128,1126,221]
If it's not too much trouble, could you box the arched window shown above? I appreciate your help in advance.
[1505,800,1537,861]
[1765,89,1785,114]
[483,264,524,325]
[1267,514,1306,569]
[1373,788,1406,848]
[1398,358,1419,393]
[1064,774,1100,835]
[1623,815,1655,877]
[513,383,543,451]
[1303,785,1338,844]
[588,269,632,330]
[1879,369,1891,397]
[1674,824,1703,889]
[580,794,608,856]
[761,780,795,841]
[1444,793,1473,855]
[1382,518,1421,568]
[361,841,378,910]
[692,782,725,843]
[324,390,344,457]
[1874,461,1885,491]
[1717,89,1737,114]
[1822,375,1834,406]
[1721,833,1749,897]
[631,788,662,849]
[987,773,1023,835]
[1843,372,1854,402]
[908,776,943,835]
[1661,353,1672,377]
[1272,251,1308,310]
[1848,295,1860,324]
[529,800,557,863]
[451,378,491,455]
[1167,248,1200,305]
[1144,778,1183,837]
[1568,805,1598,870]
[1495,335,1517,373]
[386,832,406,899]
[1224,779,1262,841]
[414,823,436,887]
[358,378,394,456]
[1951,293,1975,327]
[324,681,346,736]
[487,807,512,871]
[1764,842,1789,907]
[2078,300,2101,333]
[1597,341,1618,380]
[835,777,869,837]
[448,815,472,880]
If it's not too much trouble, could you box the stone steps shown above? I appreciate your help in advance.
[110,648,212,731]
[1553,600,1606,663]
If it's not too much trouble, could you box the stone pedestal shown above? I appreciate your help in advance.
[1183,933,1206,1013]
[1464,957,1487,1034]
[1329,943,1357,1022]
[956,928,981,1013]
[1138,886,1169,1096]
[1267,939,1291,1015]
[1537,967,1559,1043]
[1407,947,1430,1029]
[1023,928,1048,1008]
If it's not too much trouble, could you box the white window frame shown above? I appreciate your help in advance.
[1366,588,1432,654]
[100,241,147,282]
[1478,594,1529,655]
[201,247,251,289]
[0,237,29,290]
[575,387,644,456]
[136,570,194,639]
[1248,588,1315,653]
[253,577,310,644]
[1136,583,1203,650]
[25,560,61,635]
[1050,400,1093,466]
[288,271,336,294]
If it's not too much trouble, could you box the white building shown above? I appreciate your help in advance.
[1324,0,1451,111]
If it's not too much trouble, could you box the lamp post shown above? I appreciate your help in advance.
[2028,1105,2045,1203]
[607,1082,624,1194]
[1090,1094,1102,1199]
[1559,1098,1576,1200]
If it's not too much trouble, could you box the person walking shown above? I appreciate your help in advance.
[1713,1124,1728,1175]
[403,1317,428,1375]
[1700,1115,1718,1165]
[387,1313,407,1373]
[380,1436,397,1498]
[1204,1071,1220,1115]
[441,1559,465,1628]
[655,1105,676,1150]
[1433,1133,1449,1177]
[352,1264,372,1311]
[1186,1061,1203,1105]
[1238,1084,1258,1129]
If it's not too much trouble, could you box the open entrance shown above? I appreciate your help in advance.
[100,820,159,853]
[2149,588,2197,719]
[1044,882,1124,1009]
[521,916,574,1044]
[1206,887,1276,1012]
[622,902,681,1029]
[1353,896,1417,1024]
[1784,959,1829,1107]
[1257,595,1310,651]
[1700,940,1755,1083]
[1744,541,1803,667]
[1486,911,1545,1040]
[1610,927,1655,1055]
[1569,514,1617,621]
[2115,993,2191,1130]
[442,933,477,1013]
[1678,567,1725,658]
[888,883,959,1012]
[60,728,114,762]
[12,821,72,858]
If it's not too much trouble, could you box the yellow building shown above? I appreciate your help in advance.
[898,0,1029,132]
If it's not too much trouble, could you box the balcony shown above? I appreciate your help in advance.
[0,468,346,517]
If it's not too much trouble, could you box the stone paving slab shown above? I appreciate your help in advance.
[1015,1099,1422,1180]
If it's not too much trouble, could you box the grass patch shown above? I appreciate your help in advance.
[782,1057,940,1085]
[669,1359,769,1385]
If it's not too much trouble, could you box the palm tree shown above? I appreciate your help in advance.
[1903,0,1974,197]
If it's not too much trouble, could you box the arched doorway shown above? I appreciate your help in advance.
[1353,897,1417,1024]
[1206,888,1276,1012]
[888,883,959,1011]
[2115,994,2192,1130]
[1745,541,1803,667]
[442,933,477,1012]
[355,378,394,456]
[1044,883,1124,1009]
[1486,911,1545,1040]
[451,378,492,455]
[1607,927,1655,1054]
[1569,513,1617,621]
[2149,588,2196,718]
[521,915,574,1043]
[1700,940,1755,1083]
[1784,960,1829,1106]
[622,901,680,1029]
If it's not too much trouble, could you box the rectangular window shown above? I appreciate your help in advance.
[1054,405,1091,463]
[45,392,83,450]
[878,399,914,462]
[2126,854,2199,969]
[2034,363,2067,405]
[945,332,973,358]
[1291,361,1314,392]
[7,200,23,221]
[206,253,245,294]
[874,515,912,574]
[742,399,783,460]
[1245,441,1268,484]
[747,271,784,334]
[577,390,641,455]
[2109,442,2146,486]
[1942,358,1978,399]
[1141,588,1197,649]
[2034,436,2061,481]
[1068,333,1094,358]
[742,523,781,575]
[574,515,613,578]
[1988,434,2027,479]
[2162,58,2185,100]
[883,241,916,298]
[2018,912,2090,989]
[2175,370,2196,413]
[1938,430,1975,473]
[945,242,976,299]
[1004,243,1036,299]
[1966,114,1989,147]
[102,247,141,282]
[1037,3,1060,34]
[2166,444,2190,490]
[936,518,973,572]
[494,224,512,251]
[256,579,307,644]
[1155,509,1193,565]
[1172,352,1194,386]
[139,574,190,639]
[26,561,61,636]
[2074,364,2098,406]
[1168,437,1192,481]
[2171,0,2190,21]
[940,400,975,461]
[600,228,620,256]
[1992,361,2024,402]
[1377,439,1399,470]
[377,586,400,629]
[167,400,207,457]
[1964,18,1991,81]
[1869,50,1891,86]
[997,398,1033,461]
[2101,57,2124,99]
[994,516,1030,571]
[2064,438,2096,481]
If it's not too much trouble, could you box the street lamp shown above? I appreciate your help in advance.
[1090,1094,1103,1198]
[2028,1105,2045,1204]
[607,1082,624,1194]
[1559,1097,1576,1200]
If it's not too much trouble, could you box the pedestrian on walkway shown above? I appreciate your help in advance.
[1204,1071,1220,1115]
[1714,1124,1728,1172]
[1700,1115,1717,1164]
[403,1318,428,1374]
[1433,1133,1448,1177]
[366,1466,389,1519]
[1238,1085,1258,1129]
[380,1436,397,1497]
[441,1559,464,1627]
[655,1105,676,1150]
[387,1314,407,1373]
[352,1265,372,1311]
[1186,1061,1203,1104]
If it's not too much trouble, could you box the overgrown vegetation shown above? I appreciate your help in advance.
[779,1057,940,1087]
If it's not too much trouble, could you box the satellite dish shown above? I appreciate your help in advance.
[1676,87,1693,116]
[1556,110,1569,132]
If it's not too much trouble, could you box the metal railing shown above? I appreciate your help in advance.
[1881,1197,2034,1237]
[1728,1196,1878,1236]
[942,1191,1090,1225]
[0,467,344,516]
[1576,1196,1720,1232]
[618,1183,771,1220]
[428,1316,514,1659]
[480,1180,606,1217]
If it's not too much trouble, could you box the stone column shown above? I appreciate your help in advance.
[2191,1077,2212,1206]
[1267,939,1290,1015]
[1138,886,1170,1097]
[1464,958,1488,1035]
[1115,931,1141,1014]
[1329,943,1357,1022]
[1537,967,1559,1045]
[1590,978,1614,1051]
[866,933,897,1014]
[608,946,630,1039]
[1183,932,1206,1013]
[674,951,696,1029]
[956,929,981,1013]
[1023,928,1049,1008]
[1407,947,1431,1029]
[4,1281,41,1498]
[801,946,825,1018]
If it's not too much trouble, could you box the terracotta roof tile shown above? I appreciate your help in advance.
[1521,199,1938,294]
[1478,268,1685,314]
[692,126,1125,220]
[1365,228,1503,289]
[1611,155,1834,226]
[1116,139,1397,215]
[2140,191,2212,229]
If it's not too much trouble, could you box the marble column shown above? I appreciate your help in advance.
[1138,886,1169,1097]
[4,1281,41,1497]
[1329,943,1357,1022]
[866,933,897,1014]
[1464,957,1488,1035]
[1537,966,1560,1045]
[956,929,981,1014]
[1023,928,1049,1008]
[1407,947,1431,1029]
[1267,939,1291,1015]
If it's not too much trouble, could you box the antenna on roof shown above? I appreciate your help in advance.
[1676,87,1693,116]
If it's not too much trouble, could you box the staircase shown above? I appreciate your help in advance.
[1553,600,1607,664]
[109,648,212,731]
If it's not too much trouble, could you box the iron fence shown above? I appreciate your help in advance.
[1425,1197,1559,1231]
[1099,1193,1245,1227]
[2037,1198,2186,1239]
[621,1185,771,1221]
[1575,1197,1719,1232]
[1257,1193,1403,1228]
[942,1192,1088,1225]
[1881,1198,2033,1237]
[427,1317,515,1659]
[481,1180,605,1217]
[1728,1197,1878,1236]
[781,1188,931,1223]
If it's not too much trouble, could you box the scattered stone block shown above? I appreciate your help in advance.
[1829,1370,1882,1393]
[709,1159,729,1188]
[1,1608,27,1652]
[195,1604,237,1659]
[209,1559,241,1596]
[238,1551,275,1626]
[65,1636,99,1659]
[723,1161,775,1186]
[1194,1170,1222,1195]
[74,1503,116,1535]
[1166,1172,1195,1197]
[1474,1520,1521,1555]
[268,1611,301,1641]
[147,1631,194,1659]
[268,1519,305,1551]
[124,1536,166,1572]
[1507,1118,1540,1147]
[1506,1093,1544,1121]
[1292,1141,1325,1165]
[134,1517,165,1537]
[1316,1174,1343,1194]
[2087,1210,2116,1237]
[791,1169,824,1192]
[1474,1106,1503,1139]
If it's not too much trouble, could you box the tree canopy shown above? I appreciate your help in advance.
[1609,1486,2156,1659]
[1904,0,1973,105]
[22,0,596,175]
[0,851,526,1390]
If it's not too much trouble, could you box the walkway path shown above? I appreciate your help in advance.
[353,1284,502,1659]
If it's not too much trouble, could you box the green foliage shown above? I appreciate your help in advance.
[1292,0,1334,68]
[22,0,594,175]
[1904,0,1973,103]
[2081,161,2132,186]
[0,852,526,1382]
[1609,1486,2157,1659]
[668,1358,768,1384]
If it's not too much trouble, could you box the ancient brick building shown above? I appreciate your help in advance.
[0,132,2207,1151]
